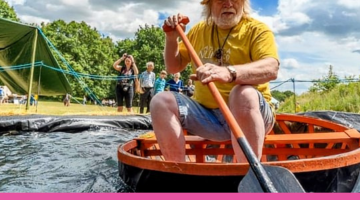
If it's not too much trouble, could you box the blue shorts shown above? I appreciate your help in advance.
[172,91,275,141]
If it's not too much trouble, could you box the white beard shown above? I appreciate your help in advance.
[212,13,242,29]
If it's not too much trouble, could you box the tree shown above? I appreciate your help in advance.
[309,65,341,93]
[0,0,20,22]
[115,24,193,83]
[41,20,117,100]
[117,25,166,75]
[271,90,286,102]
[271,90,294,102]
[283,90,295,98]
[0,1,19,85]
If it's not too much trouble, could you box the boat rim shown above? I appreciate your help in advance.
[118,114,360,176]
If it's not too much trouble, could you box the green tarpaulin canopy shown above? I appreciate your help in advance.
[0,17,72,96]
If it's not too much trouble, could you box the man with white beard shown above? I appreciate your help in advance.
[150,0,280,163]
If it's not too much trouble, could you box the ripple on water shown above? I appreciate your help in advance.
[0,129,145,192]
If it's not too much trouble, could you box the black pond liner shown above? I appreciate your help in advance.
[1,112,360,192]
[0,114,152,135]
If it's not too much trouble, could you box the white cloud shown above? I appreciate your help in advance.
[259,0,360,93]
[60,0,88,7]
[341,37,360,50]
[20,15,51,24]
[276,0,313,25]
[9,0,203,40]
[252,12,277,31]
[338,0,360,9]
[282,58,300,69]
[6,0,25,5]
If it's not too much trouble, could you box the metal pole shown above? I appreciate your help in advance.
[35,66,42,113]
[26,29,38,110]
[292,78,296,113]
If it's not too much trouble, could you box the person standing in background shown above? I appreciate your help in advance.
[63,93,71,107]
[139,62,156,114]
[83,95,87,105]
[184,79,195,98]
[113,53,139,113]
[0,86,5,104]
[153,70,168,95]
[166,72,183,93]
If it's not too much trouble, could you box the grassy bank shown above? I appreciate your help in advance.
[3,81,360,116]
[0,100,142,116]
[278,82,360,113]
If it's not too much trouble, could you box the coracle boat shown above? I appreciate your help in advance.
[117,113,360,192]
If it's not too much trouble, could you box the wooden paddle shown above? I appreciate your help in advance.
[163,16,305,193]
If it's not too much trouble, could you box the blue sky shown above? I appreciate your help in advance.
[252,0,279,16]
[6,0,360,94]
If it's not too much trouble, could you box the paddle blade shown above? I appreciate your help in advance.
[238,165,305,193]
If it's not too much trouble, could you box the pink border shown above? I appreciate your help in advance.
[1,193,359,200]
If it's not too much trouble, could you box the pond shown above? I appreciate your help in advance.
[0,115,152,192]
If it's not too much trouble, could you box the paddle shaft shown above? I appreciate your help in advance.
[174,23,278,193]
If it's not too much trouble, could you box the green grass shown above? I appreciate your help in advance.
[3,81,360,116]
[0,100,143,116]
[278,82,360,114]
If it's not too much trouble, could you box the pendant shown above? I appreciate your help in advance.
[214,49,222,60]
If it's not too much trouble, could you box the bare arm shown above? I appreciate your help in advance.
[195,57,279,85]
[113,58,123,71]
[233,57,279,85]
[163,14,188,74]
[164,36,187,74]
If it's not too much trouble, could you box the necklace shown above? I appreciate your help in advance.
[214,25,235,65]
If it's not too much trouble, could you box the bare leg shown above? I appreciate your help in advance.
[229,86,266,163]
[150,92,186,162]
[127,108,133,113]
[117,106,123,112]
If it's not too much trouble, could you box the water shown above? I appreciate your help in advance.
[0,128,145,192]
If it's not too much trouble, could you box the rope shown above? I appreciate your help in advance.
[3,63,359,87]
[38,28,103,107]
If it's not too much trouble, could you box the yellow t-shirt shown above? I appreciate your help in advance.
[179,17,279,109]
